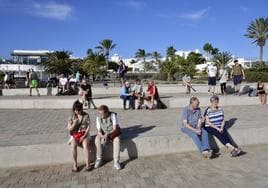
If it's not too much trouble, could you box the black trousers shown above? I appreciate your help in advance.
[220,83,226,94]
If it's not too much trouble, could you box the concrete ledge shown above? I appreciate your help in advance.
[0,126,267,168]
[0,95,260,109]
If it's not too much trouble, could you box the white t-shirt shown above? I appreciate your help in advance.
[207,65,217,77]
[59,77,68,86]
[219,69,228,83]
[96,113,118,130]
[69,78,77,83]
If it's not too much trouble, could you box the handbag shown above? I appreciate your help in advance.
[73,131,86,144]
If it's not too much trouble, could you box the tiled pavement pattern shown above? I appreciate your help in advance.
[0,144,268,188]
[0,105,266,147]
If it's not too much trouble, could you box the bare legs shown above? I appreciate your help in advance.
[70,138,90,171]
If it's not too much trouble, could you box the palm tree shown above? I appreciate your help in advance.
[166,46,176,60]
[135,49,150,72]
[82,52,106,76]
[213,51,233,67]
[186,52,206,64]
[245,17,268,68]
[203,43,214,60]
[151,51,162,64]
[42,50,72,75]
[95,39,116,70]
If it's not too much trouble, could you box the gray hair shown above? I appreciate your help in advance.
[210,95,219,102]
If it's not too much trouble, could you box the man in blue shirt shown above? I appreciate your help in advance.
[120,81,135,110]
[180,97,211,158]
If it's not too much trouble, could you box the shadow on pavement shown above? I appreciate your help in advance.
[120,124,156,168]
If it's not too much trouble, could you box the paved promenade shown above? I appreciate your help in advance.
[1,144,268,188]
[0,105,267,168]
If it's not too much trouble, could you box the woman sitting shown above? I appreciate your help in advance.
[145,80,159,110]
[257,80,267,105]
[67,100,91,172]
[204,95,242,157]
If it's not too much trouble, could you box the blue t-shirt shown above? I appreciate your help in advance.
[180,105,202,128]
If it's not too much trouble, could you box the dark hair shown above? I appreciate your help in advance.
[72,100,83,112]
[98,105,109,113]
[234,59,238,63]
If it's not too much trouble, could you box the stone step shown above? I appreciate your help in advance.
[0,125,267,168]
[0,94,261,109]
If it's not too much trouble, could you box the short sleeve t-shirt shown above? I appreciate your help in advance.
[180,106,202,128]
[68,112,91,132]
[205,107,224,127]
[59,77,68,86]
[207,65,217,77]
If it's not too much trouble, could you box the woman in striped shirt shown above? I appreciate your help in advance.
[204,95,242,157]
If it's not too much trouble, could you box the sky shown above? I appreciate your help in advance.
[0,0,268,60]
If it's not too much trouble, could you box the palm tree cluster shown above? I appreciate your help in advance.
[40,17,268,81]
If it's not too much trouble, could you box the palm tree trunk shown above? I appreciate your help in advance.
[260,45,264,68]
[143,58,146,72]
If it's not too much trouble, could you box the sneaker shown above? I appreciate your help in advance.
[202,150,211,159]
[94,159,102,169]
[114,162,121,170]
[231,150,239,157]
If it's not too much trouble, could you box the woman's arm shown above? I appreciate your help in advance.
[205,116,221,131]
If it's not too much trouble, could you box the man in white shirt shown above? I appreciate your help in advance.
[206,62,217,95]
[58,74,68,94]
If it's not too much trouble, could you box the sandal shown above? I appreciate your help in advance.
[72,166,78,172]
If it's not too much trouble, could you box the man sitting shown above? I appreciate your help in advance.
[120,81,135,110]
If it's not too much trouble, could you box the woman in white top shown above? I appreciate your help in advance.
[219,64,228,95]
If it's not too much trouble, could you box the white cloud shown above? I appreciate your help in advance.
[179,8,210,21]
[31,1,73,20]
[0,0,73,21]
[119,0,146,10]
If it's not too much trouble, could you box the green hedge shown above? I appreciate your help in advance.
[245,71,268,82]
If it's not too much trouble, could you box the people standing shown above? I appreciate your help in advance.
[180,97,212,158]
[230,60,245,95]
[29,69,40,96]
[118,60,127,86]
[80,79,97,109]
[46,80,53,96]
[94,105,121,170]
[67,100,91,172]
[182,74,192,94]
[206,62,217,95]
[219,64,228,95]
[76,71,81,84]
[256,80,267,105]
[204,95,242,157]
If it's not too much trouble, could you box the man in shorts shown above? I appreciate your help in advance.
[206,62,217,95]
[29,69,40,96]
[230,60,245,95]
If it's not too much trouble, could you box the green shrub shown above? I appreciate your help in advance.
[245,71,268,82]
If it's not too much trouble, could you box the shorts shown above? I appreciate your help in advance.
[208,77,216,86]
[31,80,38,88]
[233,75,242,85]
